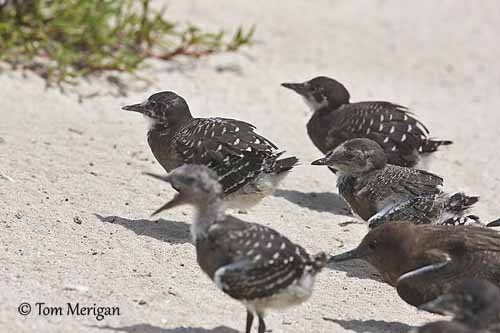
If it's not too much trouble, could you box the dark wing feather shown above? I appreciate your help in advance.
[368,195,443,227]
[174,118,279,194]
[383,165,443,197]
[398,227,500,306]
[206,217,313,300]
[329,102,430,167]
[396,249,454,306]
[359,165,443,203]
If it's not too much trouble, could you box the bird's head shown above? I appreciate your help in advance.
[122,91,192,126]
[281,76,350,112]
[330,223,414,284]
[145,165,223,216]
[419,279,500,325]
[311,138,387,175]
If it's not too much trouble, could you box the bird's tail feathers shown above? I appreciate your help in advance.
[445,192,479,214]
[420,138,453,153]
[268,152,299,174]
[441,214,481,226]
[310,252,329,273]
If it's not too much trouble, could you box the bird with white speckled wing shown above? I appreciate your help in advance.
[122,91,298,210]
[145,165,329,333]
[282,76,452,169]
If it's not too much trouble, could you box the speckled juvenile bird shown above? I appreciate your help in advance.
[330,223,500,307]
[419,279,500,332]
[282,76,452,168]
[123,91,298,209]
[146,165,329,333]
[311,138,479,227]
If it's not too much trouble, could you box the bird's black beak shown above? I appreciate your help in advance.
[418,294,459,315]
[311,157,328,166]
[143,172,186,216]
[151,192,186,216]
[329,248,361,263]
[281,82,309,95]
[122,102,148,113]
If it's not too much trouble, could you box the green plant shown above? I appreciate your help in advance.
[0,0,255,84]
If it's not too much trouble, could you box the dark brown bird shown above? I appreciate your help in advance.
[146,165,328,333]
[330,223,500,307]
[123,91,298,209]
[281,76,452,168]
[311,138,480,227]
[419,279,500,332]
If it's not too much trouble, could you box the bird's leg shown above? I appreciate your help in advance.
[245,311,254,333]
[258,314,266,333]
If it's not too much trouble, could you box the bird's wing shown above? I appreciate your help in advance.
[328,102,430,166]
[368,195,443,227]
[397,228,500,307]
[381,165,444,197]
[396,249,453,306]
[208,217,313,300]
[356,166,443,207]
[174,118,278,194]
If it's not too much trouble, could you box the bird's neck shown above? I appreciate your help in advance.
[191,196,225,241]
[145,114,191,132]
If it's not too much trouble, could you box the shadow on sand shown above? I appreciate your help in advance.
[95,214,191,245]
[323,318,414,333]
[273,189,352,215]
[93,324,239,333]
[327,259,383,283]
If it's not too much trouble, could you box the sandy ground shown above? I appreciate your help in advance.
[1,0,500,332]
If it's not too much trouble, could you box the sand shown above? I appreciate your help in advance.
[1,0,500,332]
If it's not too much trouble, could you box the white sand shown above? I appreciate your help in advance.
[1,1,499,332]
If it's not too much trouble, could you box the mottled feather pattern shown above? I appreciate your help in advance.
[328,102,441,166]
[358,165,443,202]
[206,219,316,300]
[369,195,443,225]
[173,118,281,194]
[368,193,480,227]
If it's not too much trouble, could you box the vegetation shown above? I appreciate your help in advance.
[0,0,255,85]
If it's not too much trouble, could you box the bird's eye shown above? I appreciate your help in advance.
[368,241,378,250]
